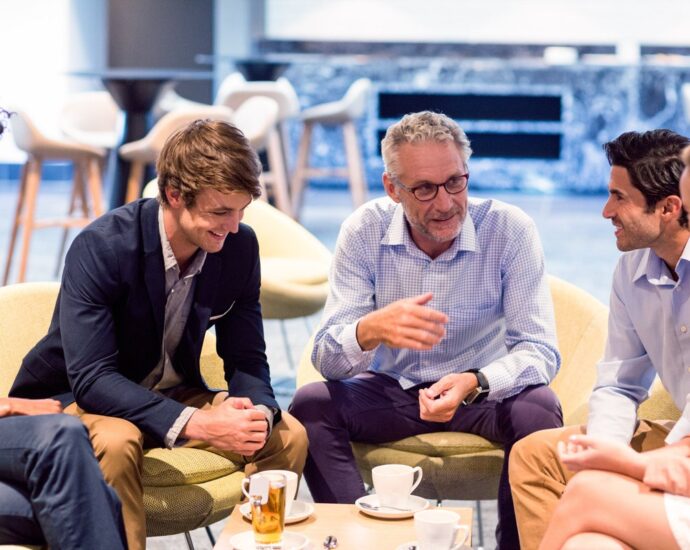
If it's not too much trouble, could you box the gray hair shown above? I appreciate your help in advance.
[381,111,472,176]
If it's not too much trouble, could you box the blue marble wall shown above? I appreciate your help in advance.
[269,50,690,193]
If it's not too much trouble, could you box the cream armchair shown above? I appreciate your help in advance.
[296,275,681,543]
[0,282,244,550]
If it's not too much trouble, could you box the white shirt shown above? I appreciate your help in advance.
[313,196,560,400]
[588,236,690,444]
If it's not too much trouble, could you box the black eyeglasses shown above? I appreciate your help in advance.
[391,172,470,202]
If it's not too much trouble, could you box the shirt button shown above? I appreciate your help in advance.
[682,325,688,333]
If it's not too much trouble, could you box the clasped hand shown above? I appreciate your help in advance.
[418,372,476,422]
[185,397,268,456]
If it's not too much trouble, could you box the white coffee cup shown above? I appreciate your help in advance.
[414,509,468,550]
[245,469,298,516]
[372,464,422,509]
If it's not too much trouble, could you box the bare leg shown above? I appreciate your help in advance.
[539,469,679,550]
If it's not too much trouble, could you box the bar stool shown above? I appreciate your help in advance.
[291,78,372,218]
[59,90,120,150]
[118,105,234,204]
[231,96,294,211]
[216,73,299,217]
[3,109,106,284]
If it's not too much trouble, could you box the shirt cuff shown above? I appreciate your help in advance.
[667,406,690,444]
[166,406,197,448]
[255,404,275,436]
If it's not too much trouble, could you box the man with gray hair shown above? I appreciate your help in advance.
[290,111,562,548]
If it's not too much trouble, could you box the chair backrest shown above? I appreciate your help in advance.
[341,78,372,119]
[59,90,120,149]
[231,96,279,151]
[0,282,60,398]
[7,109,45,153]
[546,276,608,424]
[216,73,300,121]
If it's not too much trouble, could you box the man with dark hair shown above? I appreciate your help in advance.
[10,119,308,550]
[0,108,126,548]
[510,129,690,549]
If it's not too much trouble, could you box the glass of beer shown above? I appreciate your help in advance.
[244,472,287,547]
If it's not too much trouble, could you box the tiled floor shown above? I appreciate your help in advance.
[0,178,619,549]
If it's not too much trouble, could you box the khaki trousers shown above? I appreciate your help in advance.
[509,420,674,550]
[67,389,308,550]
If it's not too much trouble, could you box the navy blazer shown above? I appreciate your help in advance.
[10,198,280,445]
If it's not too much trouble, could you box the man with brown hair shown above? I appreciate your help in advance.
[10,119,308,550]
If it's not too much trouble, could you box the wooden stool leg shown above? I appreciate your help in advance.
[54,162,83,278]
[342,121,367,208]
[266,129,293,217]
[3,161,30,285]
[86,157,105,217]
[17,159,42,283]
[290,122,313,220]
[125,162,144,204]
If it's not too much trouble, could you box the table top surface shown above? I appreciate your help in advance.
[69,68,214,81]
[214,502,472,550]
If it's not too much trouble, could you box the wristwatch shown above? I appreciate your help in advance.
[462,370,490,405]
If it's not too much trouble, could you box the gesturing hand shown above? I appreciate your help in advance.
[356,293,448,351]
[182,398,268,455]
[0,397,63,418]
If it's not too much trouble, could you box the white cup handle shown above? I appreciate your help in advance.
[410,466,423,493]
[241,477,251,500]
[451,525,470,549]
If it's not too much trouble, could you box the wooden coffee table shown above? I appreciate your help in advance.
[214,502,472,549]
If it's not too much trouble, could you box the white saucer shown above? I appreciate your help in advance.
[228,530,310,550]
[239,500,315,525]
[354,494,429,519]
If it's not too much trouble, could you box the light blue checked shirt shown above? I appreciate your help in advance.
[312,196,560,401]
[588,240,690,445]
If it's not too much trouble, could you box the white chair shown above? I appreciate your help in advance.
[216,72,300,217]
[3,109,106,284]
[152,82,213,121]
[291,78,372,218]
[59,90,120,150]
[118,105,234,204]
[231,96,294,213]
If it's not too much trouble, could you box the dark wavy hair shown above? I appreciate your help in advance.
[604,129,690,227]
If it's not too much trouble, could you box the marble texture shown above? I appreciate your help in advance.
[274,53,690,192]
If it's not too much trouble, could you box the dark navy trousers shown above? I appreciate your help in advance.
[0,414,127,549]
[290,372,563,550]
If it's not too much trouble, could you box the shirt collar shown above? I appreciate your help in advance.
[632,236,690,285]
[382,202,479,260]
[158,206,207,277]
